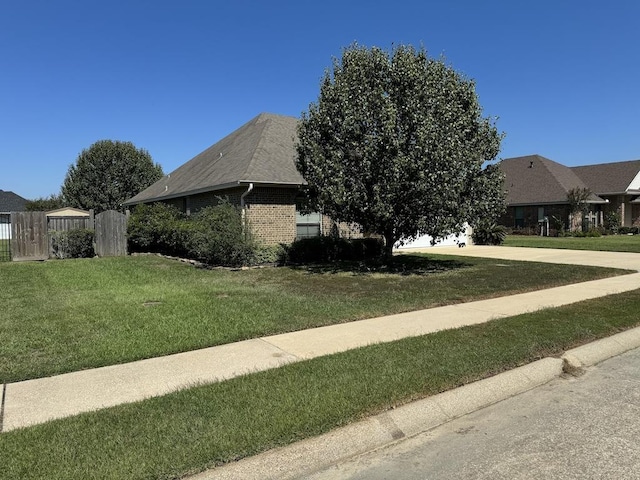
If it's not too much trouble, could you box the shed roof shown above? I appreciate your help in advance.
[499,155,605,206]
[125,113,304,205]
[46,207,91,217]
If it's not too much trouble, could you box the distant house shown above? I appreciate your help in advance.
[124,113,360,245]
[0,190,28,213]
[572,160,640,227]
[499,154,640,231]
[0,190,28,241]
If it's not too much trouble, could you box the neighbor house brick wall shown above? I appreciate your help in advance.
[500,205,571,231]
[188,189,243,214]
[159,186,365,245]
[244,187,298,244]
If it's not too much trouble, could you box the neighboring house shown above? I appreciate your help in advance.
[499,154,640,231]
[0,190,28,240]
[571,160,640,227]
[0,189,28,213]
[124,113,360,245]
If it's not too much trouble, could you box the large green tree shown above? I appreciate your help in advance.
[62,140,163,213]
[297,44,505,257]
[25,193,66,211]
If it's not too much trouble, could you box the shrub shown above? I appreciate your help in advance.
[471,220,506,245]
[186,203,256,266]
[285,236,384,264]
[604,210,621,234]
[253,244,287,265]
[51,228,95,259]
[127,203,186,255]
[618,226,639,235]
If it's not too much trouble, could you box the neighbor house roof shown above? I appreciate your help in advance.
[572,159,640,195]
[0,190,28,212]
[499,155,606,206]
[124,113,304,206]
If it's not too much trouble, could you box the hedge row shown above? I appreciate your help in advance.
[127,202,256,267]
[127,203,385,266]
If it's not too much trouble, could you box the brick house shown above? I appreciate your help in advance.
[124,113,360,245]
[499,154,640,231]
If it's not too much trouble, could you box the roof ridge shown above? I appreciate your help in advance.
[241,113,272,181]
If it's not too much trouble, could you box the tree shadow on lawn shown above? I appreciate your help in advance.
[290,254,471,276]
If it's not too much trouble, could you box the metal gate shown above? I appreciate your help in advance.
[0,213,10,261]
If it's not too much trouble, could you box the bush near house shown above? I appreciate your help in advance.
[284,236,384,264]
[128,202,256,267]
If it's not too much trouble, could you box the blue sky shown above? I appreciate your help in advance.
[2,0,639,200]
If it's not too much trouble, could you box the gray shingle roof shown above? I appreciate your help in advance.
[572,159,640,195]
[0,190,28,212]
[125,113,304,205]
[500,155,605,206]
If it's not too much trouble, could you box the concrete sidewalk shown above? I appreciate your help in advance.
[2,246,640,432]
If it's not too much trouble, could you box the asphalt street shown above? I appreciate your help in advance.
[306,346,640,480]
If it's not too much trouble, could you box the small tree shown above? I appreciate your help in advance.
[567,187,591,232]
[297,44,504,257]
[62,140,163,213]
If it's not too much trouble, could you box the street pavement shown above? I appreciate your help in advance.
[305,346,640,480]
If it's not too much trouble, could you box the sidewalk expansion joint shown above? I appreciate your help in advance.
[257,337,302,361]
[0,383,6,433]
[377,412,406,440]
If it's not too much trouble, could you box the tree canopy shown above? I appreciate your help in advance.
[62,140,163,213]
[25,193,65,211]
[296,44,505,256]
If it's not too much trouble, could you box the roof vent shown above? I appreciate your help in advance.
[529,161,534,168]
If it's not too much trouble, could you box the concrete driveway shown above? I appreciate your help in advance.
[400,245,640,271]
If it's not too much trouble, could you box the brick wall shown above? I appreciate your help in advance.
[159,186,365,245]
[245,187,298,244]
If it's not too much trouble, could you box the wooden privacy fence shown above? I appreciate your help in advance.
[95,210,127,257]
[10,212,49,261]
[10,210,128,261]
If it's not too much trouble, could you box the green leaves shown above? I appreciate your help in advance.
[62,140,164,213]
[297,43,505,255]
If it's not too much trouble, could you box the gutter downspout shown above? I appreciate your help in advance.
[240,183,254,238]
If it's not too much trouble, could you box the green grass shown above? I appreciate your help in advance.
[2,289,639,480]
[0,239,9,262]
[0,254,627,383]
[504,233,640,252]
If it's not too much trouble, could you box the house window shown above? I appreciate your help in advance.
[538,207,545,222]
[515,206,524,228]
[296,211,321,239]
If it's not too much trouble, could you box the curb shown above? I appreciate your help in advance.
[192,326,640,480]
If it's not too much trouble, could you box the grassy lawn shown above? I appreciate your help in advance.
[504,233,640,252]
[0,239,9,262]
[2,289,640,480]
[0,254,627,383]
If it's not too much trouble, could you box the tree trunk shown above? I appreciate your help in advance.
[383,231,395,260]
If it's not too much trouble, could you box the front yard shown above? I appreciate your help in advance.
[3,288,640,480]
[504,233,640,252]
[0,253,627,382]
[2,252,639,479]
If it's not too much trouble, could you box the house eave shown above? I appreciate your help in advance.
[124,180,306,206]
